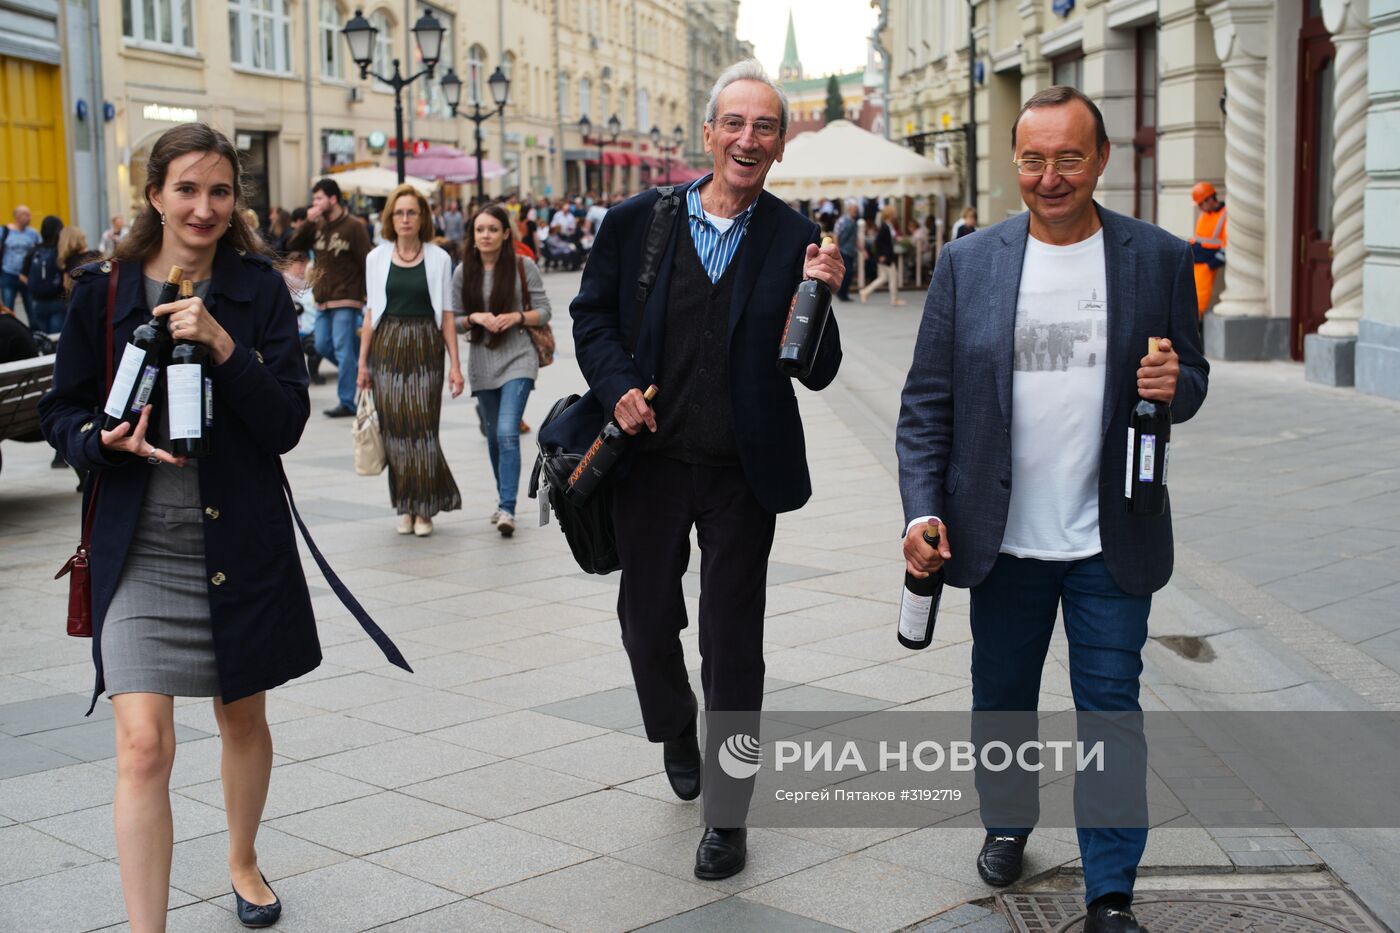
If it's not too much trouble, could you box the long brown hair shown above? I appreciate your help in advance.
[115,123,272,265]
[459,204,521,349]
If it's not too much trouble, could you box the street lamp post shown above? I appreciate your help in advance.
[441,65,511,206]
[342,8,445,184]
[579,114,621,196]
[649,124,685,185]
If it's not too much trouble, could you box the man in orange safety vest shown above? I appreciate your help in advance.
[1189,181,1227,317]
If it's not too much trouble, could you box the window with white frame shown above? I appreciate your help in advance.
[370,10,394,90]
[579,77,591,120]
[559,72,571,119]
[122,0,197,53]
[636,89,649,134]
[467,44,487,106]
[600,84,611,122]
[229,0,292,74]
[319,0,343,78]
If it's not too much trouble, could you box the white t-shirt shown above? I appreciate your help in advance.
[703,209,735,234]
[1000,229,1109,561]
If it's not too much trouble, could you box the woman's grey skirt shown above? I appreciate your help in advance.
[101,496,220,698]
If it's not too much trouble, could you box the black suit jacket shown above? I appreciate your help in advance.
[549,186,842,514]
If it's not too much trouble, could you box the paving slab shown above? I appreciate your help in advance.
[368,821,595,897]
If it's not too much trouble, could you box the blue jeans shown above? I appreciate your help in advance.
[314,306,360,410]
[474,377,533,515]
[28,297,67,335]
[970,552,1151,905]
[0,272,28,317]
[838,252,855,300]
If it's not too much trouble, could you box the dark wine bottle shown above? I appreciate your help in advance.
[1127,337,1171,515]
[897,526,945,650]
[777,235,835,379]
[102,264,180,431]
[168,279,213,458]
[567,385,658,502]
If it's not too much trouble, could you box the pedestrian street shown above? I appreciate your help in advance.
[1,271,1399,931]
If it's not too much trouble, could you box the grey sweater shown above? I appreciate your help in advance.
[449,257,552,393]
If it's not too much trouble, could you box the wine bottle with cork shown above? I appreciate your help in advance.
[777,235,836,379]
[167,279,213,458]
[1126,337,1171,515]
[567,385,659,502]
[897,524,945,650]
[102,265,180,431]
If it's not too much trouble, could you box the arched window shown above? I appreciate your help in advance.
[636,89,649,133]
[370,10,394,91]
[579,76,591,121]
[618,87,629,130]
[559,71,571,119]
[502,51,519,111]
[600,84,611,122]
[467,44,487,105]
[319,0,343,79]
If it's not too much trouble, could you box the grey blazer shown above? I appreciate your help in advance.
[896,204,1209,596]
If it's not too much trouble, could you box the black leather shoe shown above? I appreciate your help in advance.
[1085,901,1147,933]
[694,826,746,880]
[975,833,1028,886]
[323,404,355,418]
[663,731,702,801]
[233,871,281,928]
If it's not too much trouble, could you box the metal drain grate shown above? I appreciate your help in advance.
[1001,889,1388,932]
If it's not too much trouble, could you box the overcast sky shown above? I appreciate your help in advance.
[736,0,879,80]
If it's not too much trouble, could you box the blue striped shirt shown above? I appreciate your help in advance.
[686,174,756,283]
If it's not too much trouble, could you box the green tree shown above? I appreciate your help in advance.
[823,75,845,125]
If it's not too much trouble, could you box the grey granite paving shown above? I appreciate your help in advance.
[1,274,1397,930]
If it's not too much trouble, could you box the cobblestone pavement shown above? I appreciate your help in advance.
[0,270,1397,931]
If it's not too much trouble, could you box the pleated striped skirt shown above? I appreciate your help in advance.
[369,315,462,518]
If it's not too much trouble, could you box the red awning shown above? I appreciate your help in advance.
[601,151,641,166]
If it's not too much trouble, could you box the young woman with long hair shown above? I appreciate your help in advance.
[451,204,551,537]
[357,183,464,536]
[21,214,65,334]
[40,123,360,931]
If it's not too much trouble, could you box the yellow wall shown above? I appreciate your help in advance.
[0,56,69,222]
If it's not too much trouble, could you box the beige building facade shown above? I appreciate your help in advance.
[882,0,1400,399]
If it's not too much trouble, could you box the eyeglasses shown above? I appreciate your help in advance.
[713,116,780,139]
[1012,156,1094,176]
[393,209,421,219]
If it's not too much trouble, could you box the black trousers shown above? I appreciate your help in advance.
[612,454,777,743]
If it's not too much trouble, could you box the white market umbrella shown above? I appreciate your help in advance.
[766,120,955,200]
[317,166,437,198]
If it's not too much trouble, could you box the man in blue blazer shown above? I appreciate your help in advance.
[897,87,1208,933]
[558,60,843,880]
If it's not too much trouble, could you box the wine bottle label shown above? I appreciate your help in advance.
[203,377,214,427]
[1162,441,1169,486]
[898,589,933,643]
[1124,427,1135,498]
[167,364,203,439]
[105,345,146,419]
[1138,434,1156,482]
[130,363,160,414]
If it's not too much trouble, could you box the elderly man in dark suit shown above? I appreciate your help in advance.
[561,59,843,881]
[897,86,1208,933]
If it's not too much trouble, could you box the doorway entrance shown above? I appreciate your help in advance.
[1291,0,1335,361]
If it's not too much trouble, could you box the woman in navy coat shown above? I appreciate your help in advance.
[41,124,322,930]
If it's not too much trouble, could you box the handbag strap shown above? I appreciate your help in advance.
[79,262,121,548]
[627,185,681,353]
[278,460,413,673]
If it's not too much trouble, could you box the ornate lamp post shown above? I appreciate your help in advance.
[650,124,685,184]
[441,65,510,205]
[579,113,622,195]
[342,8,444,183]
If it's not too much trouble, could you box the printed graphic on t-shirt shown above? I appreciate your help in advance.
[1013,287,1108,374]
[319,232,354,256]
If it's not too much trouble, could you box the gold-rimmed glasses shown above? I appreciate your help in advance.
[1012,156,1094,176]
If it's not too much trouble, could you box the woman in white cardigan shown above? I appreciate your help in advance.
[357,184,464,537]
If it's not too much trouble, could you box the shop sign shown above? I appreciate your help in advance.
[143,104,198,124]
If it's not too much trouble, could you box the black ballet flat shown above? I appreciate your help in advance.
[233,871,281,928]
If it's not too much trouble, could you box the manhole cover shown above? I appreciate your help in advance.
[1001,889,1388,932]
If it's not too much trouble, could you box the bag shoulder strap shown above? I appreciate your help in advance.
[278,460,413,673]
[516,256,532,312]
[626,185,682,353]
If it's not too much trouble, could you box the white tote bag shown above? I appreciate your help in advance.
[352,389,386,476]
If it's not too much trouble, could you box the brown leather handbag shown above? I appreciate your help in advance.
[517,258,555,367]
[54,262,118,637]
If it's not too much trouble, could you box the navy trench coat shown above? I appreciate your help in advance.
[40,242,324,712]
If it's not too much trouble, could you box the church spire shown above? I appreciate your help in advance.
[779,8,803,82]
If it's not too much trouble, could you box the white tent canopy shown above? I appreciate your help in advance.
[316,167,436,198]
[765,120,955,200]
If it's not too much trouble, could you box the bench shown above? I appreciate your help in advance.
[0,354,56,475]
